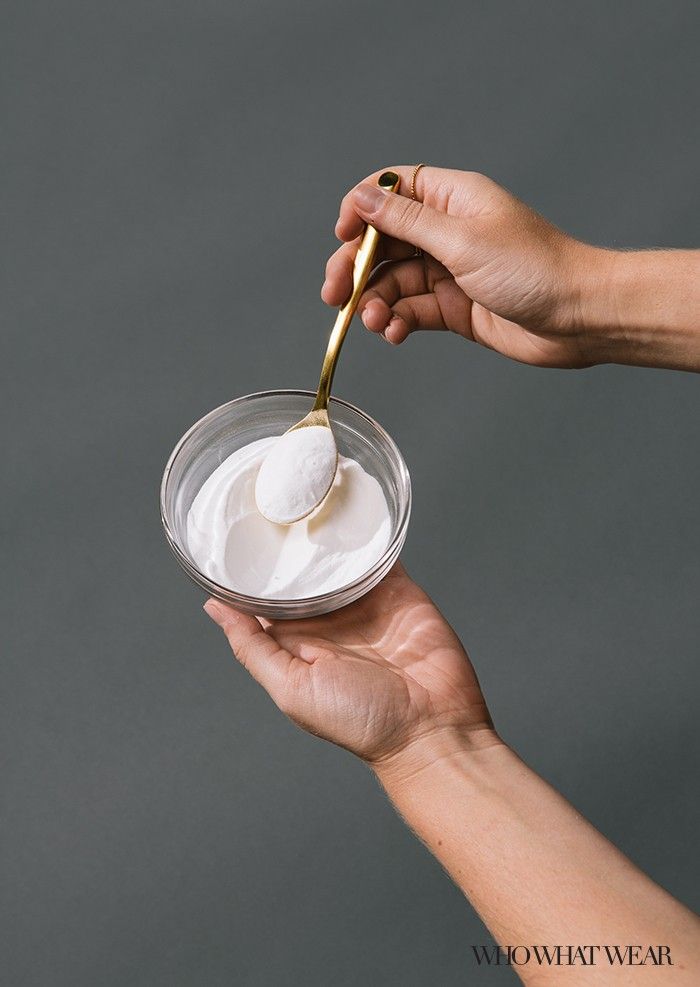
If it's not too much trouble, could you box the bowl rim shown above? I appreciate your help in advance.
[160,389,411,609]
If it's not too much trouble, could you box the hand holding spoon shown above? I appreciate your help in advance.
[255,171,400,524]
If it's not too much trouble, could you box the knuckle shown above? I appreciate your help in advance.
[392,199,422,239]
[232,631,267,672]
[358,288,376,310]
[233,639,253,671]
[325,253,338,278]
[462,170,493,191]
[394,299,416,329]
[327,244,356,280]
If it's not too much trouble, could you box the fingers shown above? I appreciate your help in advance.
[322,236,420,307]
[357,256,471,343]
[334,165,466,265]
[203,599,302,703]
[322,237,360,307]
[368,293,446,344]
[335,165,499,243]
[335,164,447,241]
[363,257,431,309]
[352,188,461,266]
[323,165,466,310]
[335,166,421,241]
[325,251,431,334]
[358,258,437,342]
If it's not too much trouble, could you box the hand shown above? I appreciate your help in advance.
[203,563,497,765]
[322,165,603,368]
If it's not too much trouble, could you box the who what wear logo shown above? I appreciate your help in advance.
[471,944,673,968]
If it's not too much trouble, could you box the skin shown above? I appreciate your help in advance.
[204,168,700,982]
[204,565,700,985]
[205,564,495,766]
[322,165,700,371]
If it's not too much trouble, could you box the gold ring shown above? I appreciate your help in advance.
[409,164,427,257]
[409,163,426,201]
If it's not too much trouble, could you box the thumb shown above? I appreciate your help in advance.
[203,599,300,705]
[352,183,460,264]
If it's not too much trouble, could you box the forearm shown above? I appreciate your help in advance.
[577,247,700,371]
[372,730,700,984]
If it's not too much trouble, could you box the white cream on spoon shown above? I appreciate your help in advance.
[254,425,337,525]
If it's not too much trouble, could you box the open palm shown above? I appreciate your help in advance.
[204,563,493,763]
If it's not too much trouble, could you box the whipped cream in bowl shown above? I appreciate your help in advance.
[160,391,411,618]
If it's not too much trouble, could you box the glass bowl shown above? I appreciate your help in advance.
[160,390,411,619]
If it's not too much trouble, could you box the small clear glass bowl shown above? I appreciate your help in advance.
[160,390,411,619]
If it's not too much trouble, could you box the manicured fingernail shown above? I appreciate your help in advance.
[203,600,224,625]
[353,185,386,215]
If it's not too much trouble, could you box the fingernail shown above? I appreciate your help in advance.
[385,317,400,345]
[203,599,224,626]
[353,184,386,215]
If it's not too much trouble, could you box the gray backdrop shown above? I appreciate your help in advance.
[2,2,698,984]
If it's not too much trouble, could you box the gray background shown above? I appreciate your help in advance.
[2,1,698,984]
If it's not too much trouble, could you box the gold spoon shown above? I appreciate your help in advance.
[255,170,401,524]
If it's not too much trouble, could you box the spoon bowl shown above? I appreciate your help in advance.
[254,417,337,525]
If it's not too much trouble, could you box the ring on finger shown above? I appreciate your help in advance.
[409,163,427,257]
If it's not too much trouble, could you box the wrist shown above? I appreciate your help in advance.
[557,241,615,364]
[568,245,700,370]
[573,246,647,365]
[369,724,505,791]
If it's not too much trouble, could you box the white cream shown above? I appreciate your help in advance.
[255,426,337,525]
[187,436,391,599]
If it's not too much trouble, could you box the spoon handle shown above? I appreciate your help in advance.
[313,170,400,411]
